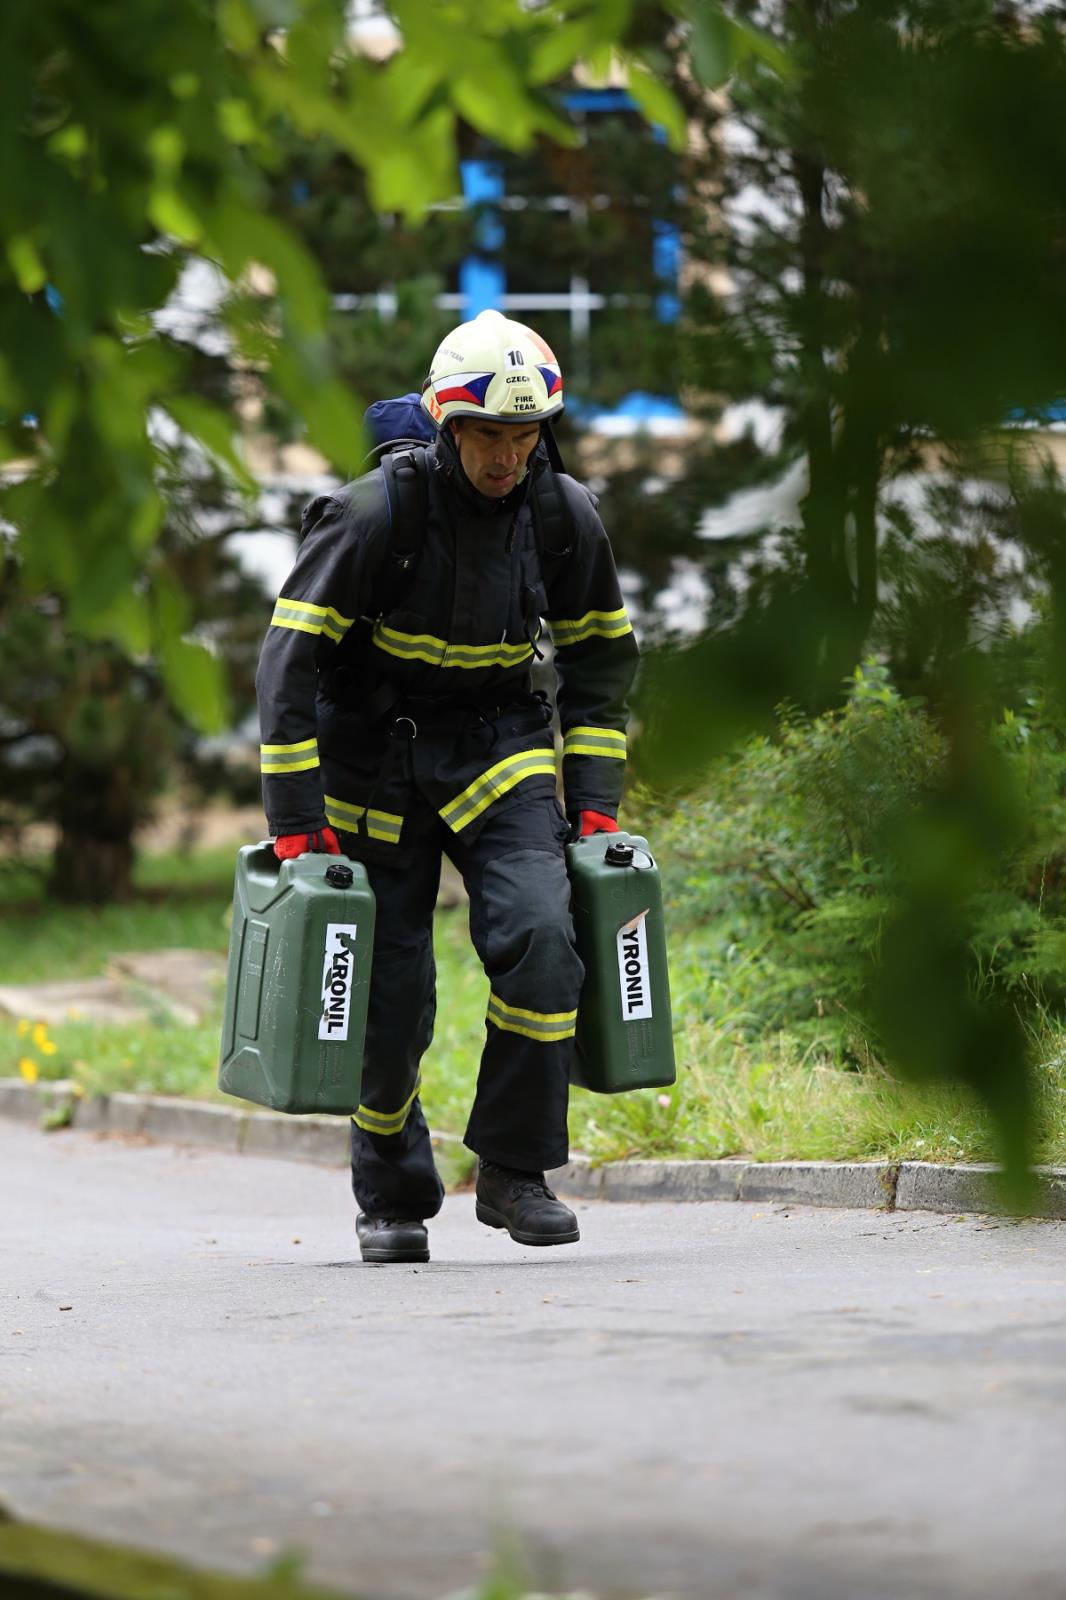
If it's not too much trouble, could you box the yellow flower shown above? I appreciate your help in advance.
[31,1022,57,1055]
[16,1020,30,1039]
[18,1058,39,1084]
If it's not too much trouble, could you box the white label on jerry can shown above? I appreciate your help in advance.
[617,909,653,1022]
[319,923,359,1041]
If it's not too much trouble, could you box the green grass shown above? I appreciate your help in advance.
[21,1014,228,1101]
[5,846,1065,1169]
[0,847,235,984]
[423,913,1066,1169]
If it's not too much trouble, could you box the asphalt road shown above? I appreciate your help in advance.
[3,1121,1066,1600]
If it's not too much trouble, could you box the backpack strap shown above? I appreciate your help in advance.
[522,465,576,661]
[359,434,434,473]
[341,446,431,728]
[540,419,567,475]
[529,465,575,594]
[376,446,430,617]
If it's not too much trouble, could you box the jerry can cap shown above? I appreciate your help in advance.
[604,840,635,868]
[325,862,354,888]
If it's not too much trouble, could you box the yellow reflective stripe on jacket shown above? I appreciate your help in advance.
[562,726,627,760]
[352,1075,422,1135]
[486,992,578,1043]
[372,621,534,671]
[550,608,633,648]
[440,748,556,833]
[260,738,320,775]
[324,794,403,845]
[270,597,354,643]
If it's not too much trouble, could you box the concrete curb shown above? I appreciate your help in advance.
[2,1079,1064,1217]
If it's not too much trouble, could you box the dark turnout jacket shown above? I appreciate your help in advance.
[256,435,638,857]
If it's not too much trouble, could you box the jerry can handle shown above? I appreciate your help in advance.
[245,840,283,883]
[246,840,360,886]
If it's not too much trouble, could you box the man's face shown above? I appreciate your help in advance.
[451,418,541,497]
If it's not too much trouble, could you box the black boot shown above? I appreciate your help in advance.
[356,1213,430,1264]
[475,1160,580,1247]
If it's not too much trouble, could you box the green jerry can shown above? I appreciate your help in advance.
[566,830,676,1094]
[218,843,375,1114]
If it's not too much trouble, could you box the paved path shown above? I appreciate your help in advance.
[3,1122,1066,1600]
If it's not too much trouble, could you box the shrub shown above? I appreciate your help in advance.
[644,657,1066,1064]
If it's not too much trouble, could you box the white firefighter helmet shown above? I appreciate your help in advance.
[421,309,564,429]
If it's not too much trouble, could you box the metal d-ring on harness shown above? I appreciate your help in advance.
[359,688,545,835]
[351,710,418,842]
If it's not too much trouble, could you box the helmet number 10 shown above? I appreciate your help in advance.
[506,349,525,368]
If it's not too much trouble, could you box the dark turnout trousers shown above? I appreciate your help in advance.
[342,789,584,1221]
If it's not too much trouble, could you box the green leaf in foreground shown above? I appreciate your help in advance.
[624,61,688,151]
[164,395,257,492]
[0,1514,342,1599]
[680,0,734,87]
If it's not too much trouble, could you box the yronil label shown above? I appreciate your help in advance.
[319,923,359,1041]
[617,909,652,1022]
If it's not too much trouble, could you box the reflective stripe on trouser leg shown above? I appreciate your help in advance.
[352,1073,422,1135]
[349,1098,443,1223]
[486,993,577,1043]
[348,826,446,1221]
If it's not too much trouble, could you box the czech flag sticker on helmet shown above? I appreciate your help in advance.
[432,371,494,408]
[536,363,563,398]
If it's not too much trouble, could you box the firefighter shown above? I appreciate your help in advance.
[256,311,638,1263]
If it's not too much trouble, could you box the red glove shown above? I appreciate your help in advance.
[274,828,341,861]
[578,810,620,837]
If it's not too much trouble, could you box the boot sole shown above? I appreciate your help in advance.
[475,1200,580,1247]
[359,1245,430,1264]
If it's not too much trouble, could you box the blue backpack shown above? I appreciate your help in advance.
[363,392,436,455]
